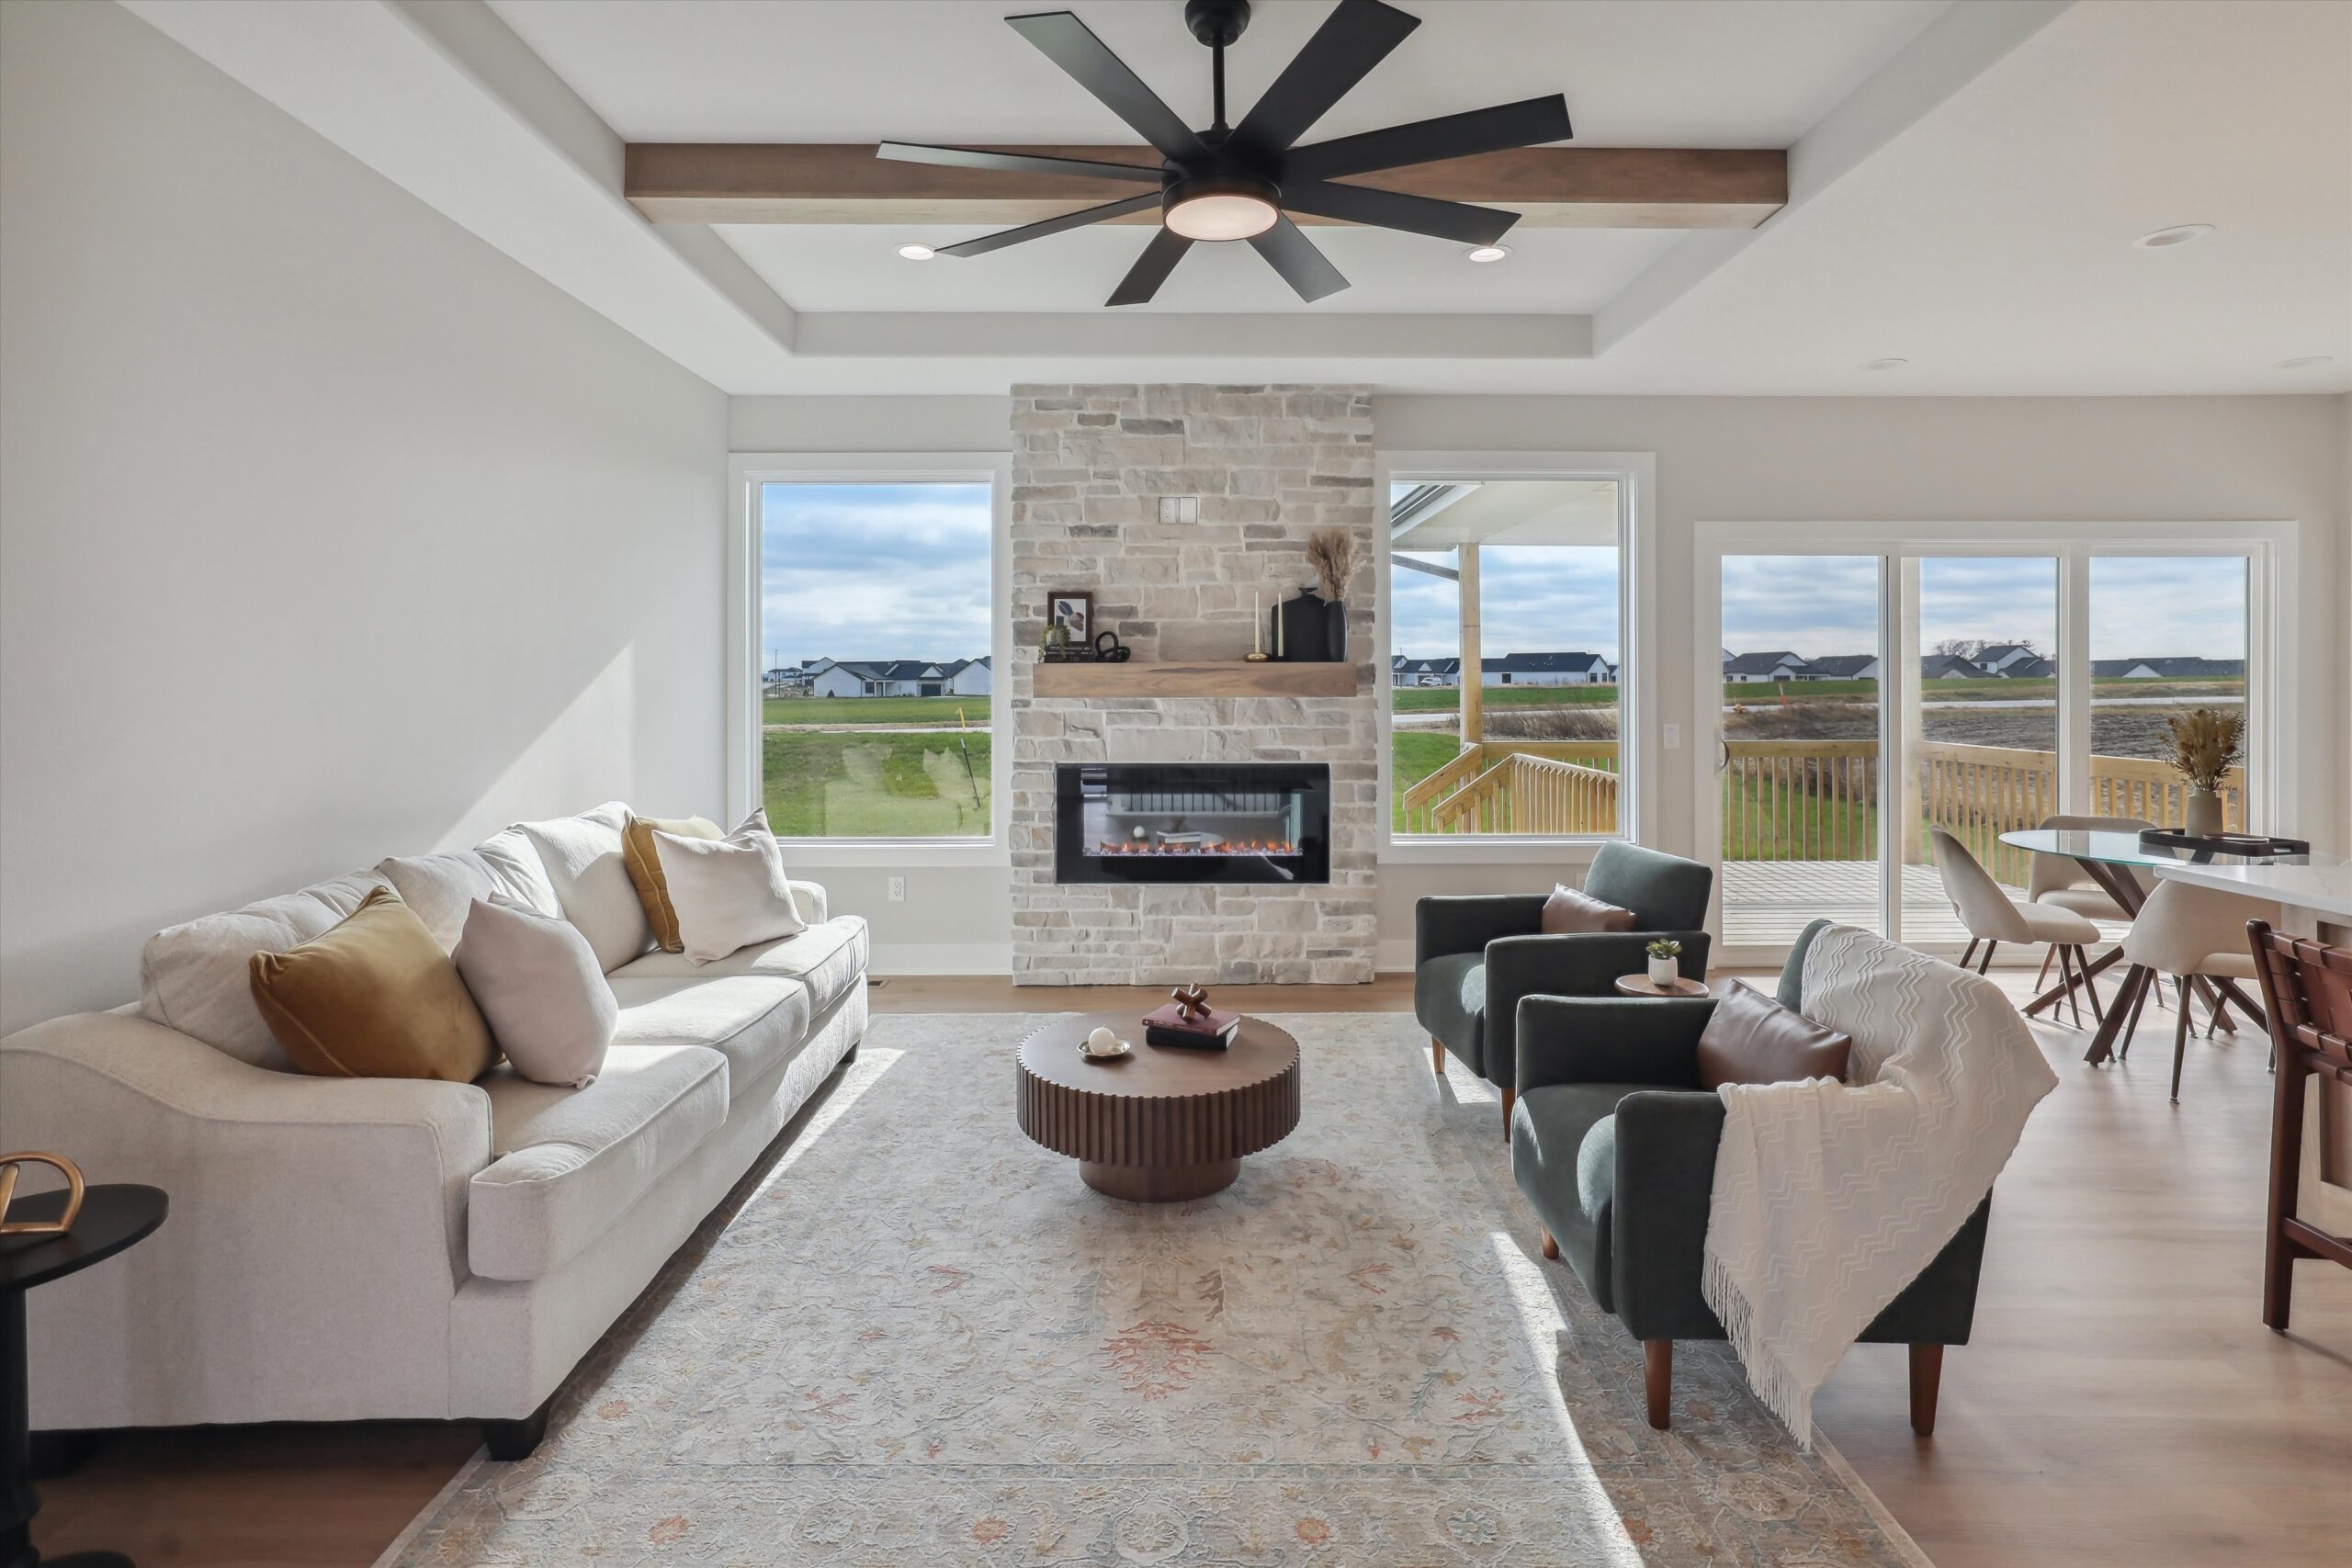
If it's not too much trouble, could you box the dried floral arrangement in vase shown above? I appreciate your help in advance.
[1302,528,1360,661]
[2162,706,2244,838]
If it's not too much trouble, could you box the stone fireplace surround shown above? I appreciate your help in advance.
[1010,384,1377,986]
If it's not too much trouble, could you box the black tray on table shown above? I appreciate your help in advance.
[2137,829,2309,859]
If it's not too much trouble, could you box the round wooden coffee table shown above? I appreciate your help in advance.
[1016,1012,1301,1201]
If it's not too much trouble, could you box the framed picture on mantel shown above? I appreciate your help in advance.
[1046,591,1092,648]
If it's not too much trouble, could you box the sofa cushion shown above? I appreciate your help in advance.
[141,870,390,1069]
[621,814,722,952]
[608,916,868,1017]
[249,886,495,1083]
[1413,951,1486,1076]
[377,828,559,953]
[516,803,651,974]
[468,1043,728,1281]
[455,897,616,1088]
[605,974,810,1101]
[1510,1083,1652,1314]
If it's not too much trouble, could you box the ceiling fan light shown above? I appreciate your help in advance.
[1164,174,1281,242]
[896,243,937,261]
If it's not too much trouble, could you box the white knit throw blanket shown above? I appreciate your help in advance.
[1701,924,2057,1447]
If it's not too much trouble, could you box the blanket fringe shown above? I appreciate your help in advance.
[1702,1244,1816,1450]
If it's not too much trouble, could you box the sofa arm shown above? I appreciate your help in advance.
[788,879,829,926]
[1482,929,1711,1090]
[1514,996,1713,1093]
[1609,1089,1733,1342]
[1415,893,1546,966]
[0,1010,492,1427]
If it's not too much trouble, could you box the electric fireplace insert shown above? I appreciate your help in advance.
[1055,762,1330,886]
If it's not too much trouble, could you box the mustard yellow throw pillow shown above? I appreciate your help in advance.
[622,814,722,952]
[249,886,493,1081]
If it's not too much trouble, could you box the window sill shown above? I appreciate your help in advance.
[779,840,1009,869]
[1379,838,1617,865]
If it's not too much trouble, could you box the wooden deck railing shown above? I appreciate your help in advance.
[1398,741,1620,835]
[1722,741,1881,863]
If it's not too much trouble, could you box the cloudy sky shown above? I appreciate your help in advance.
[762,482,992,666]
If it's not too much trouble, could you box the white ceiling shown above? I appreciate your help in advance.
[129,0,2352,395]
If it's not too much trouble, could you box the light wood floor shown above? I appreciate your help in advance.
[33,972,2352,1566]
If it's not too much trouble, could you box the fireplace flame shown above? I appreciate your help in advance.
[1093,840,1299,857]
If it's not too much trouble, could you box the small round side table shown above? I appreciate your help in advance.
[1612,975,1713,999]
[3,1183,168,1568]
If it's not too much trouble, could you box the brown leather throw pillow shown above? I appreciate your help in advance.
[1540,883,1638,934]
[1695,980,1853,1090]
[249,886,494,1082]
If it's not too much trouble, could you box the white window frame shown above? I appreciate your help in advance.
[1374,450,1658,863]
[727,452,1012,867]
[1690,519,2293,963]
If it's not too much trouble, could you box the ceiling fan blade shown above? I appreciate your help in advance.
[1283,96,1573,182]
[877,142,1165,184]
[1249,217,1349,303]
[1007,12,1204,160]
[1281,180,1519,246]
[1228,0,1420,163]
[1107,228,1193,307]
[939,193,1164,258]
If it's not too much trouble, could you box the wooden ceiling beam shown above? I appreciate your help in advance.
[624,144,1785,230]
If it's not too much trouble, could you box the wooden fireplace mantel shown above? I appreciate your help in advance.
[1029,660,1359,698]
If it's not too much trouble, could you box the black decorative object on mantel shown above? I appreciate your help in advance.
[1272,589,1345,663]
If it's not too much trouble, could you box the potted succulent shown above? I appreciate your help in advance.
[2162,706,2244,839]
[1645,937,1683,987]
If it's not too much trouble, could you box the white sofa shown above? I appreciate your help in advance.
[0,802,867,1457]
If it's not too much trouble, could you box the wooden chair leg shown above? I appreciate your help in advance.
[1540,1226,1559,1260]
[1978,940,1998,975]
[2076,947,2105,1021]
[1908,1344,1944,1437]
[1501,1086,1516,1144]
[1432,1036,1445,1077]
[2171,976,2193,1103]
[2055,945,2083,1027]
[1960,937,1980,971]
[2121,966,2151,1057]
[1644,1339,1673,1430]
[2033,943,2054,991]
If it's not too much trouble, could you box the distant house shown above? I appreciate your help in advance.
[1806,654,1880,681]
[812,660,978,697]
[802,656,837,676]
[944,656,992,696]
[1919,653,1992,680]
[1392,656,1461,687]
[1998,657,2056,679]
[1724,650,1813,683]
[1973,643,2044,675]
[1481,650,1614,685]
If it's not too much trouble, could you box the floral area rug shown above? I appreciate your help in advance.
[386,1013,1928,1567]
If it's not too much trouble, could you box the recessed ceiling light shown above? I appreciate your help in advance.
[1860,356,1909,371]
[2134,223,2214,249]
[896,243,937,261]
[2276,354,2335,369]
[1464,244,1511,264]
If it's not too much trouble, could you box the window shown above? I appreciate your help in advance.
[2088,555,2251,827]
[1387,477,1626,839]
[752,478,998,841]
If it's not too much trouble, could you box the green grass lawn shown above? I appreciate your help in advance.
[1391,676,2244,714]
[764,695,991,727]
[763,730,990,837]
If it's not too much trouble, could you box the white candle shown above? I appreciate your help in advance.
[1252,591,1262,655]
[1275,592,1284,658]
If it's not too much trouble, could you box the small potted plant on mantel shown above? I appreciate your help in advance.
[1645,938,1683,988]
[2162,706,2244,840]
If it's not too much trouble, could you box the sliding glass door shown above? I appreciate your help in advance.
[1702,534,2267,963]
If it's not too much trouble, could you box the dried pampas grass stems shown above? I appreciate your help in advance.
[1306,529,1359,602]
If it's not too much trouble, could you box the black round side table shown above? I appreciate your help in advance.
[2,1183,166,1568]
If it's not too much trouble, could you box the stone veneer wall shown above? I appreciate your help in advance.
[1010,384,1377,986]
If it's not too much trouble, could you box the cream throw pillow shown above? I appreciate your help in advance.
[453,896,616,1088]
[653,808,808,964]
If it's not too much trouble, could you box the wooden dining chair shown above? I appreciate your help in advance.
[2246,921,2352,1332]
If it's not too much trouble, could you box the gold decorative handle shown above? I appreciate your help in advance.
[0,1151,85,1235]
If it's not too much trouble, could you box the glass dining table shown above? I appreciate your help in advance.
[1996,829,2308,1066]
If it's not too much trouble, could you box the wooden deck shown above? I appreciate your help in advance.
[1724,859,2128,950]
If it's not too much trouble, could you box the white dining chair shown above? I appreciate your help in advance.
[1930,829,2105,1023]
[2026,813,2155,922]
[2116,879,2280,1102]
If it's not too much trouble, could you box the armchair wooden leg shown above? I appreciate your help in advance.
[1643,1340,1673,1430]
[1908,1344,1944,1437]
[1432,1036,1445,1077]
[2172,976,2194,1103]
[1540,1225,1559,1260]
[1501,1086,1516,1143]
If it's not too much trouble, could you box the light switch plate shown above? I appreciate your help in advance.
[1158,495,1200,524]
[1663,723,1681,750]
[888,876,905,902]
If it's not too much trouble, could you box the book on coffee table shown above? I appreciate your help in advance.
[1140,1002,1239,1050]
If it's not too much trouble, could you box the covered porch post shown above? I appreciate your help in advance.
[1459,542,1482,750]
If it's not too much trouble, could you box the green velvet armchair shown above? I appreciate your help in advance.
[1414,841,1713,1139]
[1509,919,1993,1434]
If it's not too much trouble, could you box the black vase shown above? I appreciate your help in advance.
[1322,596,1348,661]
[1276,590,1336,662]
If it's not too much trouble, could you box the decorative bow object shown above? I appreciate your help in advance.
[1171,985,1211,1022]
[0,1151,85,1236]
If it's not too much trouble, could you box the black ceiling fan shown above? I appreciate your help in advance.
[877,0,1571,306]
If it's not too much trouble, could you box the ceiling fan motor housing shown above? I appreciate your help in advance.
[1184,0,1251,49]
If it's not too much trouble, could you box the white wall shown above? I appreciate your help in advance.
[0,1,728,1030]
[735,391,2348,976]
